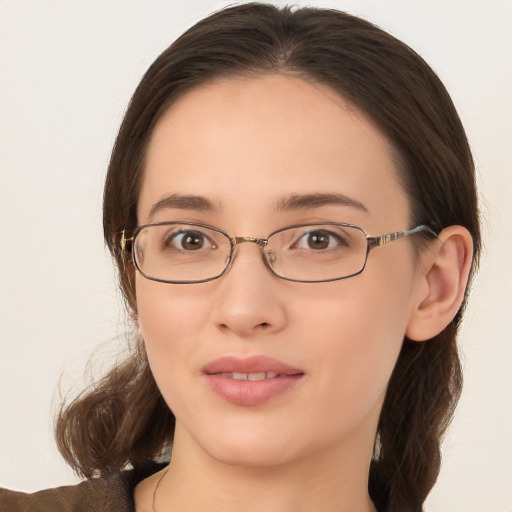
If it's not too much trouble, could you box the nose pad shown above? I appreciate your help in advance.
[266,248,276,264]
[222,244,238,276]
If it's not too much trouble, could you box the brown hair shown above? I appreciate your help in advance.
[55,4,480,511]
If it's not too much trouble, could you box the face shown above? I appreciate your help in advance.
[136,74,422,470]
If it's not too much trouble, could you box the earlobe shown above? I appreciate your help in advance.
[406,225,474,342]
[131,311,144,337]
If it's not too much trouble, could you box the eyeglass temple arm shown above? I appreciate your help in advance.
[367,225,438,249]
[120,230,134,252]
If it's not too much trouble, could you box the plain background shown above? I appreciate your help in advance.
[0,1,511,510]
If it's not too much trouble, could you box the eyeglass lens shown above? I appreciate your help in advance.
[133,223,369,283]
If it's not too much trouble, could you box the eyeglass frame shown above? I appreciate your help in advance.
[120,221,438,284]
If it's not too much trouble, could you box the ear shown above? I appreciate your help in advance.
[406,225,474,342]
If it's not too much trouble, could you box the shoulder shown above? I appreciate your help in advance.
[0,477,113,512]
[0,463,167,512]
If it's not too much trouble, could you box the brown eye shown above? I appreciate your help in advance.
[307,231,330,250]
[181,232,205,250]
[293,230,344,251]
[165,230,213,251]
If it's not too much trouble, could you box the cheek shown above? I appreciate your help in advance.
[135,278,208,393]
[305,289,403,377]
[302,259,416,406]
[136,276,207,338]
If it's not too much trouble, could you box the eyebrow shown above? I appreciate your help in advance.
[147,192,367,220]
[275,193,368,213]
[148,194,217,220]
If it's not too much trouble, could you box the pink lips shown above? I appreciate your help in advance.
[203,356,304,406]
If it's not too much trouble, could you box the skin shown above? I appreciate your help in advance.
[132,74,470,512]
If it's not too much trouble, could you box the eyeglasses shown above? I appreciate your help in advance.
[120,222,438,284]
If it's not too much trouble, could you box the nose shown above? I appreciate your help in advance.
[211,241,287,338]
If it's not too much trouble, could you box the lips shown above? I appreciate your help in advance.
[203,356,304,406]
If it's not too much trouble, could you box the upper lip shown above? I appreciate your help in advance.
[203,355,304,376]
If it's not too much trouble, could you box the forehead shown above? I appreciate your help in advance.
[138,74,409,230]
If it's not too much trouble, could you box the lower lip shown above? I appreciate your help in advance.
[205,374,303,406]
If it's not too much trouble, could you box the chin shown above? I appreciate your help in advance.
[191,422,305,469]
[208,441,297,469]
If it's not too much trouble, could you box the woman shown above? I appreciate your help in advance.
[0,3,479,512]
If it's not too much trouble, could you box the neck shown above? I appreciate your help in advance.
[153,424,377,512]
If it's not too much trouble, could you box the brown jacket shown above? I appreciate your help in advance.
[0,464,165,512]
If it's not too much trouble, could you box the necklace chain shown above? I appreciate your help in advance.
[152,466,170,512]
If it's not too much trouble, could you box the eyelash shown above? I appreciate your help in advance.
[162,230,216,251]
[290,229,349,251]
